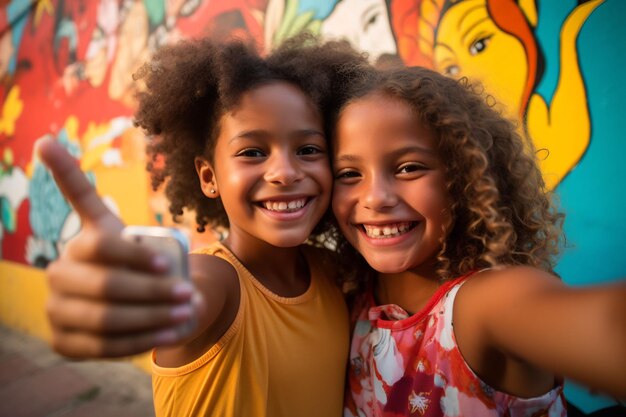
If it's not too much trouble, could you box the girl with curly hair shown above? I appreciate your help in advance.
[331,66,626,416]
[40,35,369,417]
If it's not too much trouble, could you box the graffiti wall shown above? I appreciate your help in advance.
[1,0,624,413]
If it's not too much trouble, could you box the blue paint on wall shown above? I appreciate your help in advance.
[546,0,626,412]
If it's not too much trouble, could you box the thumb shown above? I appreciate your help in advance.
[36,137,125,233]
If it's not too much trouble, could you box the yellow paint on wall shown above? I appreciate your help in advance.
[0,260,51,340]
[0,85,24,136]
[0,260,151,373]
[92,161,154,226]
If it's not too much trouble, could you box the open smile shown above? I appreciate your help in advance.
[359,221,417,239]
[255,197,313,220]
[259,198,308,213]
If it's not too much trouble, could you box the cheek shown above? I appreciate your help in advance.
[310,160,333,203]
[214,162,251,204]
[318,163,333,194]
[409,177,450,219]
[331,187,352,229]
[426,182,452,226]
[331,186,344,215]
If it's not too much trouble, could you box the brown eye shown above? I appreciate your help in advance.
[335,170,360,180]
[236,149,265,157]
[298,145,323,156]
[398,163,425,174]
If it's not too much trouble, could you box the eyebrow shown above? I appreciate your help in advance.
[461,16,490,45]
[457,3,483,31]
[335,145,436,162]
[229,129,325,144]
[455,3,490,44]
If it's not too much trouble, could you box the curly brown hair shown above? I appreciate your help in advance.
[133,34,369,235]
[332,66,565,288]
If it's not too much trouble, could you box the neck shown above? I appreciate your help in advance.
[222,233,309,297]
[375,265,441,315]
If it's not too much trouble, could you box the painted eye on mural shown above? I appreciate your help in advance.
[363,11,379,31]
[469,36,492,56]
[443,65,460,77]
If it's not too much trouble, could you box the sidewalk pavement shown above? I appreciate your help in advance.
[0,324,155,417]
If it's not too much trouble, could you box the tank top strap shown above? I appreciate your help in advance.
[192,241,229,257]
[440,268,492,328]
[195,242,319,303]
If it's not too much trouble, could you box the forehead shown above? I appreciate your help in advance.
[435,0,495,49]
[340,92,413,124]
[335,93,433,148]
[216,81,324,148]
[228,81,320,122]
[441,0,488,26]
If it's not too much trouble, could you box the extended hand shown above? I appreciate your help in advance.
[37,137,197,358]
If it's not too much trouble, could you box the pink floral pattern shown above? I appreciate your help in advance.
[345,276,567,417]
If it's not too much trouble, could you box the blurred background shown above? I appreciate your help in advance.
[1,0,624,415]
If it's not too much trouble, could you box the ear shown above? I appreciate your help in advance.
[195,156,220,198]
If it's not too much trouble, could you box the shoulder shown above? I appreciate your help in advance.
[454,267,563,336]
[188,248,241,333]
[452,267,562,396]
[454,266,564,331]
[154,250,241,367]
[189,251,240,296]
[459,266,562,300]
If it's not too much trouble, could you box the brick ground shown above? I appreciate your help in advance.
[0,325,155,417]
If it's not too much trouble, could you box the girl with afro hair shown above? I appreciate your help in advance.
[40,35,369,417]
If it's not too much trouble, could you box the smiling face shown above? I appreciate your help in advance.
[197,81,332,249]
[332,93,451,276]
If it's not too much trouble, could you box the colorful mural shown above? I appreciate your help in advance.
[1,0,624,413]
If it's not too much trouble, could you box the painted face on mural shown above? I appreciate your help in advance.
[321,0,397,63]
[433,0,528,117]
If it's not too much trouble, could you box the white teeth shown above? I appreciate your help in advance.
[363,222,413,238]
[262,199,306,212]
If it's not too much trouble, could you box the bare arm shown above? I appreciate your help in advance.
[154,253,240,367]
[455,266,626,398]
[39,137,239,359]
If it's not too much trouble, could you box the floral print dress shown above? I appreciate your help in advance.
[344,275,567,417]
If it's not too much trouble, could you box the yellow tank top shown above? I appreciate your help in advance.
[152,242,349,417]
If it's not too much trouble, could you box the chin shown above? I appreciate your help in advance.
[266,234,310,248]
[370,265,405,274]
[362,254,413,274]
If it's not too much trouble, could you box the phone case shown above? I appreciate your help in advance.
[121,226,190,278]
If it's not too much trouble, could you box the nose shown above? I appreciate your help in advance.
[263,152,304,185]
[361,176,398,210]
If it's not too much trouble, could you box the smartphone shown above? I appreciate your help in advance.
[121,226,190,278]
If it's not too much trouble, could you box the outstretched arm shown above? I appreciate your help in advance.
[38,137,238,360]
[456,266,626,399]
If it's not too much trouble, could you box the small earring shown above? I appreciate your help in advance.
[210,189,216,194]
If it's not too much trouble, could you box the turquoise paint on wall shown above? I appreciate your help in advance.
[549,0,626,412]
[534,0,575,101]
